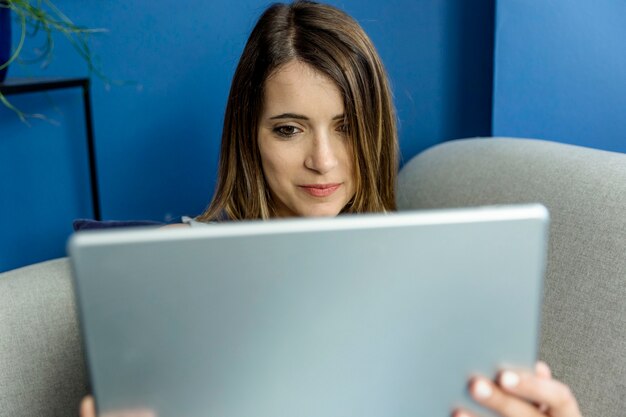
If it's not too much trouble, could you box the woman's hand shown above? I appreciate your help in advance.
[453,361,582,417]
[80,362,581,417]
[80,395,156,417]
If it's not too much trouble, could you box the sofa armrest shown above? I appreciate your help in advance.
[0,258,87,417]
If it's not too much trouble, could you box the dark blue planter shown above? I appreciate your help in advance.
[0,4,11,83]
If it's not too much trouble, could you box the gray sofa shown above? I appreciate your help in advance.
[1,137,624,417]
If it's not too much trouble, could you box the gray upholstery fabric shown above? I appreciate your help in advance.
[0,257,87,417]
[398,137,626,417]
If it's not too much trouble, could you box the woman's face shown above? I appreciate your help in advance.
[258,60,355,218]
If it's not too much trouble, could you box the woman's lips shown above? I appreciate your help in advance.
[299,183,341,197]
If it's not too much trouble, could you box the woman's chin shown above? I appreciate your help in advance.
[276,199,349,218]
[301,206,344,218]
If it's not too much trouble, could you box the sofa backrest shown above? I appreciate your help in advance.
[0,258,87,417]
[397,137,626,417]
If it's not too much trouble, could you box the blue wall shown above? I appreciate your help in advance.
[493,0,626,153]
[0,0,495,272]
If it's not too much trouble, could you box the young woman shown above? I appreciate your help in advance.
[191,1,396,222]
[81,2,583,416]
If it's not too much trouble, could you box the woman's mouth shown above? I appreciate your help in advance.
[298,183,341,197]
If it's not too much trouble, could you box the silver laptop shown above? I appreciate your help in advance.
[69,204,549,417]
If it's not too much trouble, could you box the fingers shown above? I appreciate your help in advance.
[80,395,157,417]
[80,396,96,417]
[535,361,551,380]
[455,362,583,417]
[533,361,551,412]
[495,368,582,417]
[451,409,477,417]
[466,376,545,417]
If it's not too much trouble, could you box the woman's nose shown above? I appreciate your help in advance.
[304,132,339,174]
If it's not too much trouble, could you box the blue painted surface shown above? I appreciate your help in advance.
[0,91,91,270]
[0,5,10,82]
[0,0,494,272]
[493,0,626,153]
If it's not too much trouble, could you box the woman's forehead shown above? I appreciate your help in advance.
[262,60,344,117]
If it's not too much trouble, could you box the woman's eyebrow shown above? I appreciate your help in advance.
[269,113,345,120]
[270,113,308,120]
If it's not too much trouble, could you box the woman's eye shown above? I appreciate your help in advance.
[337,124,350,135]
[273,125,300,138]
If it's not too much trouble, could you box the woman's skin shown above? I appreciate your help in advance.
[258,60,355,218]
[79,60,583,417]
[80,396,155,417]
[457,361,581,417]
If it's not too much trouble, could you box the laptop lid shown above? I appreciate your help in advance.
[69,204,548,417]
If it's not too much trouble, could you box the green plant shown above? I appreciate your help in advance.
[0,0,106,121]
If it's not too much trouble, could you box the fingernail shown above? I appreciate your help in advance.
[453,410,472,417]
[500,371,520,389]
[536,360,551,376]
[472,379,493,399]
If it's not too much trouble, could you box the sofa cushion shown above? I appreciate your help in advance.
[0,257,87,417]
[73,218,164,231]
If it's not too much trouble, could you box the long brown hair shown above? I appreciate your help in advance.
[197,0,398,221]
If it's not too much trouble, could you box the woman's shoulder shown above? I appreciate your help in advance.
[161,223,191,229]
[180,215,215,227]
